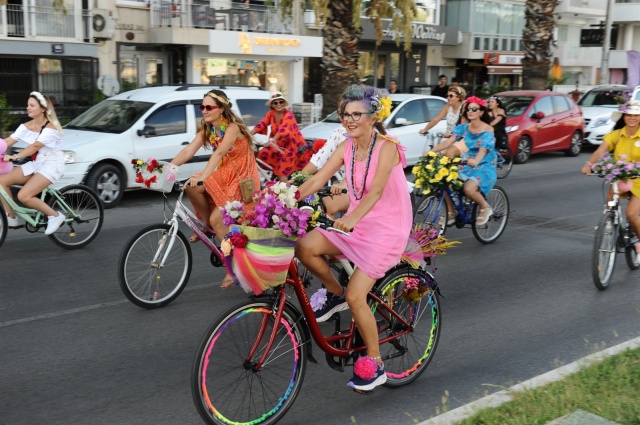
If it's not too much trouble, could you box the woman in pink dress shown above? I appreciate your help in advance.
[296,85,412,392]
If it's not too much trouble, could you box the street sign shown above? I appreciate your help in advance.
[580,27,618,48]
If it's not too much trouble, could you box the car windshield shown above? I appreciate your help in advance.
[323,100,401,123]
[578,90,625,107]
[65,100,154,133]
[499,96,534,117]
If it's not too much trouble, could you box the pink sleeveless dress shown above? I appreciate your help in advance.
[317,135,412,279]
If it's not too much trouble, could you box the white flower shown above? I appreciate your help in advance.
[272,215,280,223]
[230,210,240,218]
[30,91,48,108]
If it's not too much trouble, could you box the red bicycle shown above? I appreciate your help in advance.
[191,217,443,425]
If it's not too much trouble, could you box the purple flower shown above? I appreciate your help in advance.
[310,288,328,311]
[612,168,621,175]
[625,163,634,171]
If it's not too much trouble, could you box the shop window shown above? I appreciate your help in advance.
[493,38,499,50]
[474,36,481,50]
[145,104,187,136]
[502,38,508,51]
[510,39,517,51]
[484,37,490,50]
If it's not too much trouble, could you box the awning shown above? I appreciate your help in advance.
[487,66,522,75]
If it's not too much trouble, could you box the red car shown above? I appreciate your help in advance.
[495,91,584,164]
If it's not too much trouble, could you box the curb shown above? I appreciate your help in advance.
[418,335,640,425]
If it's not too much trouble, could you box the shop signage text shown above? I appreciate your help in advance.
[361,19,461,46]
[116,23,145,31]
[484,53,523,65]
[209,31,322,58]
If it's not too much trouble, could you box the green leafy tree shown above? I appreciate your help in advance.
[522,0,559,90]
[279,0,417,116]
[0,94,18,136]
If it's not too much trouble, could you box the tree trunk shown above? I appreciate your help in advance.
[521,0,559,90]
[320,0,360,117]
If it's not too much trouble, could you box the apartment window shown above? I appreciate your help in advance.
[502,38,508,51]
[474,36,481,50]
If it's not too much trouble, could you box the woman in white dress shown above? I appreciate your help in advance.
[1,91,66,235]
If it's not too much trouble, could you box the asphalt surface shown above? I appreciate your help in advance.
[1,148,639,425]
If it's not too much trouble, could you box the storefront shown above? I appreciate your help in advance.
[359,18,461,93]
[484,53,523,90]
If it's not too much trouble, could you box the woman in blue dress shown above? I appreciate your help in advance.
[430,96,497,225]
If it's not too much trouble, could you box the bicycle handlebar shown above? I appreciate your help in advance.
[316,186,348,198]
[314,214,351,236]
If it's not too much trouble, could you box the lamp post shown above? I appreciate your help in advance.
[599,0,614,84]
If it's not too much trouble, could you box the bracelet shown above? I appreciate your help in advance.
[586,161,593,166]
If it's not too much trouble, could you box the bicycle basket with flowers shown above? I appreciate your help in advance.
[591,153,640,186]
[131,157,177,192]
[412,151,464,195]
[220,181,311,295]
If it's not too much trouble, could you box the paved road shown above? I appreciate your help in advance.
[1,149,639,425]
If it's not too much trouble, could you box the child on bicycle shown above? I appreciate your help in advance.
[581,100,640,253]
[295,84,413,392]
[1,92,67,235]
[428,96,498,225]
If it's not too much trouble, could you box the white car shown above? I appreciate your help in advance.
[11,85,272,208]
[301,94,448,165]
[578,85,640,146]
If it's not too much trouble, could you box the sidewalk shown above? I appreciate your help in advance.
[418,335,640,425]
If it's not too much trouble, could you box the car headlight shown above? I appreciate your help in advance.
[63,150,76,164]
[505,125,519,133]
[592,118,610,128]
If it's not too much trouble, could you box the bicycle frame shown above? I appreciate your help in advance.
[423,186,476,226]
[248,260,426,370]
[0,184,75,227]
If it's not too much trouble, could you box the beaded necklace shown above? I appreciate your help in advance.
[349,132,377,201]
[210,119,228,150]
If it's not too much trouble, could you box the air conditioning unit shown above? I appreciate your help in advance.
[92,9,115,39]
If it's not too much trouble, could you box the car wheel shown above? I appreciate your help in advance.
[564,131,582,157]
[514,136,531,164]
[86,163,125,209]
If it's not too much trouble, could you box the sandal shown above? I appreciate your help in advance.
[476,207,494,226]
[447,212,457,226]
[220,276,236,289]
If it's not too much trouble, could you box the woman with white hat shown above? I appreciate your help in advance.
[582,100,640,252]
[251,91,308,181]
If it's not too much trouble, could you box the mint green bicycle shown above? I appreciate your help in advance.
[0,183,104,249]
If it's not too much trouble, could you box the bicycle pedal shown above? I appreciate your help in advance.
[352,388,374,395]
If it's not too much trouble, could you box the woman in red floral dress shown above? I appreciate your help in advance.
[251,92,309,181]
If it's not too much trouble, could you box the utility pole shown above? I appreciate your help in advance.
[599,0,614,84]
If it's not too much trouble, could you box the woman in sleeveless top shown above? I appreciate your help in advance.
[170,89,259,288]
[296,85,412,392]
[488,96,508,149]
[419,85,467,140]
[1,91,67,235]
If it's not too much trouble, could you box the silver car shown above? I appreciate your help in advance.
[579,85,640,146]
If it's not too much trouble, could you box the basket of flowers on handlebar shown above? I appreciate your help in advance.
[412,151,464,195]
[590,153,640,190]
[221,181,311,295]
[131,157,178,193]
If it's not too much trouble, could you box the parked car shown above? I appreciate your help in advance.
[495,90,584,164]
[11,85,272,208]
[301,94,448,166]
[578,85,640,146]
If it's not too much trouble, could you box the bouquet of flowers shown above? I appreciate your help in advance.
[412,151,464,195]
[131,157,175,191]
[220,182,312,295]
[590,153,640,183]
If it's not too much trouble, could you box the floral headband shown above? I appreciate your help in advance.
[30,91,48,108]
[465,96,486,107]
[370,94,392,121]
[207,92,229,105]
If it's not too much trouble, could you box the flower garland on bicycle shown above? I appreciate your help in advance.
[295,85,413,392]
[422,96,498,226]
[582,99,640,253]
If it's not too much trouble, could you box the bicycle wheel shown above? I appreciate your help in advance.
[472,186,509,244]
[413,191,448,236]
[591,214,617,290]
[192,300,308,425]
[496,145,513,179]
[0,203,7,248]
[46,184,104,249]
[118,223,192,308]
[624,227,640,270]
[370,266,441,387]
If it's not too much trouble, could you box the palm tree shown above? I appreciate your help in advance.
[521,0,559,90]
[280,0,416,116]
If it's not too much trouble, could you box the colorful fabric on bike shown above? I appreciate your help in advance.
[254,109,309,177]
[316,136,412,279]
[451,123,497,195]
[402,224,460,269]
[10,124,64,183]
[225,226,297,295]
[603,127,640,198]
[201,136,260,211]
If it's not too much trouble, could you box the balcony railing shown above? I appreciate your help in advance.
[148,1,296,34]
[0,4,90,40]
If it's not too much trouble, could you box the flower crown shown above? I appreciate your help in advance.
[207,92,229,105]
[465,96,486,107]
[370,94,392,121]
[30,91,48,108]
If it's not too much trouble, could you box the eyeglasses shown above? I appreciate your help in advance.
[272,100,285,106]
[467,107,481,112]
[339,111,371,122]
[199,104,220,111]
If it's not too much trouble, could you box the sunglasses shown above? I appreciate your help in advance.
[467,107,481,112]
[272,100,285,106]
[199,104,220,111]
[447,94,458,98]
